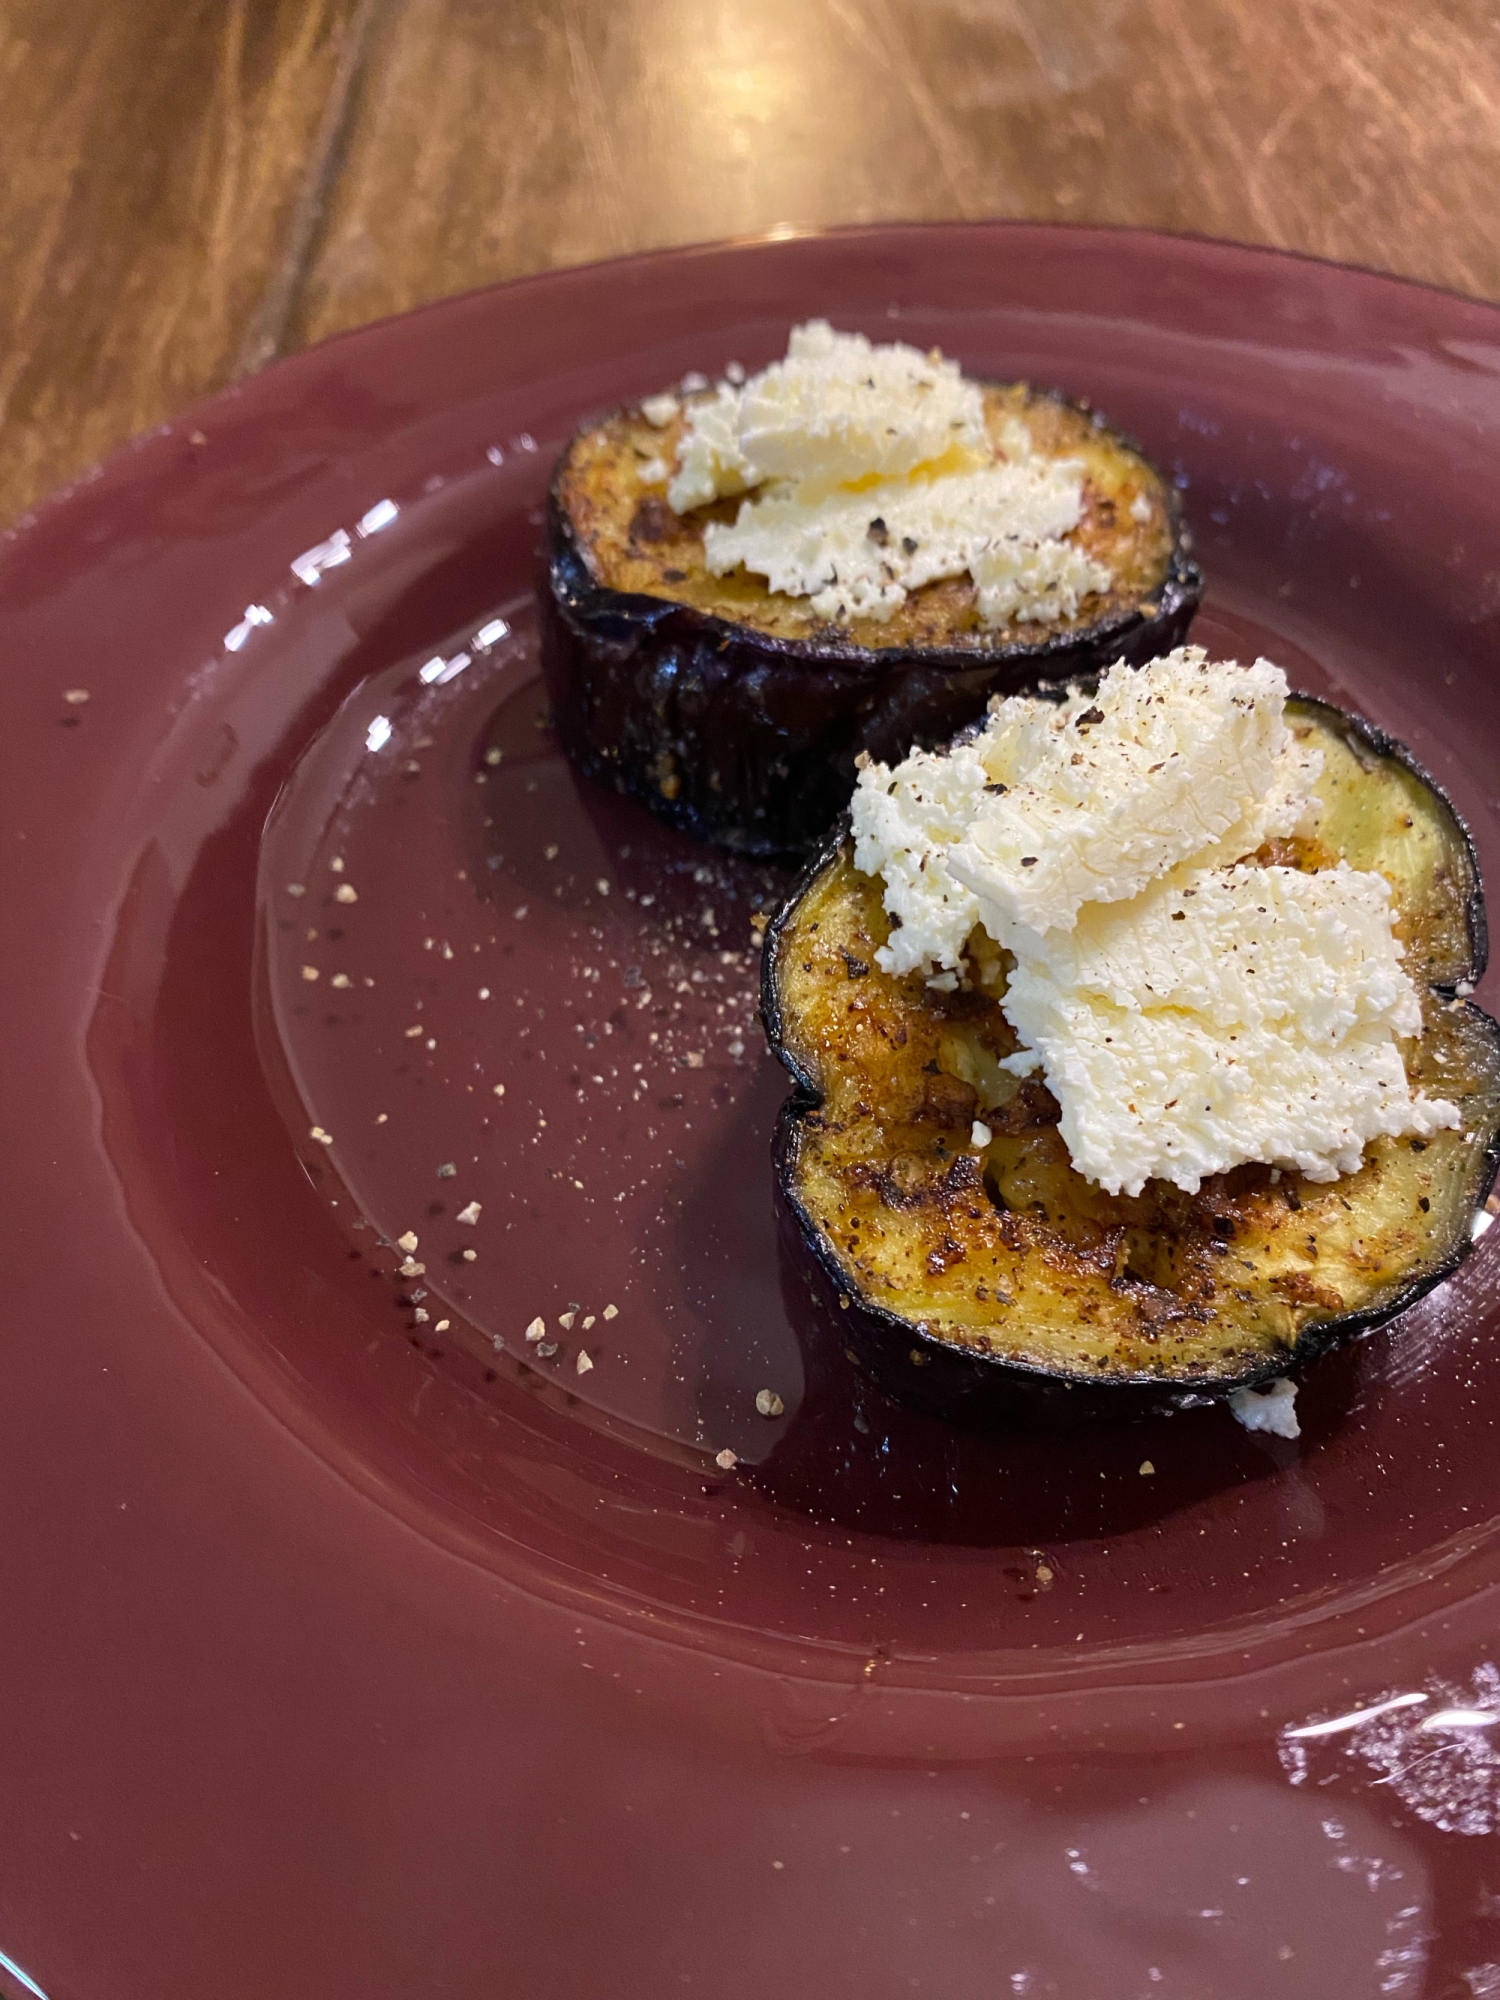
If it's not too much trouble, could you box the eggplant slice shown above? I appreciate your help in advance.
[763,696,1500,1422]
[543,382,1201,858]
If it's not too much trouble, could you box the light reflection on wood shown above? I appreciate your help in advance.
[5,0,1500,526]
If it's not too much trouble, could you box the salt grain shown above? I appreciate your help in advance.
[309,1126,334,1145]
[603,1303,618,1320]
[334,883,358,904]
[301,965,319,981]
[576,1350,594,1375]
[525,1317,546,1342]
[456,1200,482,1224]
[715,1448,739,1470]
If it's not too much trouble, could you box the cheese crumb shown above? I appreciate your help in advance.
[576,1350,594,1375]
[1229,1377,1301,1438]
[525,1316,546,1342]
[456,1200,482,1224]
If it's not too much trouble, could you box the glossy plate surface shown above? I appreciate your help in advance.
[5,225,1500,2000]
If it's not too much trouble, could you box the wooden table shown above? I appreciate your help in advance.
[4,0,1497,527]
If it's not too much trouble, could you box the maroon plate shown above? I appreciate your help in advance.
[5,225,1500,2000]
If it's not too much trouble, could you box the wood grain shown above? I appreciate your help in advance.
[293,0,1500,348]
[0,0,366,524]
[4,0,1500,527]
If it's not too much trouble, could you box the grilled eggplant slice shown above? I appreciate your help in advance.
[763,696,1500,1421]
[543,382,1201,858]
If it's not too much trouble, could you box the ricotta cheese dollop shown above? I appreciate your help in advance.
[664,320,1110,628]
[850,649,1460,1196]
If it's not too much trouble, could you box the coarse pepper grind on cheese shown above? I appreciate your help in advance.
[657,318,1112,627]
[850,648,1461,1197]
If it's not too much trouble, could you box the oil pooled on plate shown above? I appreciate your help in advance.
[256,600,804,1468]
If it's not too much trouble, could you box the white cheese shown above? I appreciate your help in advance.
[668,381,762,512]
[851,737,989,978]
[704,460,1106,627]
[949,651,1322,939]
[670,320,989,515]
[1228,1377,1301,1438]
[1000,860,1459,1195]
[851,651,1458,1194]
[850,650,1320,977]
[664,320,1110,625]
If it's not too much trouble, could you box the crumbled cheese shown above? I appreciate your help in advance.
[1002,860,1459,1194]
[670,382,761,512]
[640,391,680,427]
[852,652,1322,973]
[703,460,1105,627]
[1229,1377,1301,1438]
[732,319,989,498]
[665,320,1108,626]
[852,652,1459,1195]
[670,321,988,513]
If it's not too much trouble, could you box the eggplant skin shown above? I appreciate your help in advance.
[761,696,1500,1425]
[542,384,1202,859]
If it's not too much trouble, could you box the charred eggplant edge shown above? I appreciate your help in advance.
[760,691,1500,1414]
